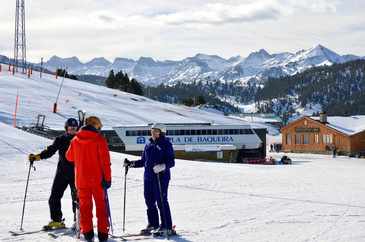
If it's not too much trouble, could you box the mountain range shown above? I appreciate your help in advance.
[21,44,364,87]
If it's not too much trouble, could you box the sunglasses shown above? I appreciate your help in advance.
[68,126,78,130]
[151,131,160,135]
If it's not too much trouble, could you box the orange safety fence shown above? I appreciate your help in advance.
[244,157,274,165]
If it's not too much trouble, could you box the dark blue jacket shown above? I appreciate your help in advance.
[134,137,175,181]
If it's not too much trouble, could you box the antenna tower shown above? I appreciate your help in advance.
[14,0,26,73]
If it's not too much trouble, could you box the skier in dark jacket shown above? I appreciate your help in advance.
[124,123,175,237]
[28,118,78,230]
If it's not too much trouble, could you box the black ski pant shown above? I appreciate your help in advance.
[49,172,76,222]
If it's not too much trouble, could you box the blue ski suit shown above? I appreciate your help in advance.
[133,136,175,230]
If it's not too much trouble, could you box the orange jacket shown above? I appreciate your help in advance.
[66,126,111,188]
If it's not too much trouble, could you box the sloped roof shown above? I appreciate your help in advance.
[232,113,283,122]
[310,116,365,136]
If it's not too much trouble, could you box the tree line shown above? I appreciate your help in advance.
[255,59,365,117]
[101,59,365,123]
[105,70,143,95]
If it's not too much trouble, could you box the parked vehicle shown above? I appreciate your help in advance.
[280,155,292,164]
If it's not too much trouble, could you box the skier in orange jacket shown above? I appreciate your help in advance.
[66,116,111,242]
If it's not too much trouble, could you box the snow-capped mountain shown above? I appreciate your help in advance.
[2,44,362,87]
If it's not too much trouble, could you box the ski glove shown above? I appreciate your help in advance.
[102,180,111,189]
[153,164,166,173]
[29,154,41,163]
[123,158,135,167]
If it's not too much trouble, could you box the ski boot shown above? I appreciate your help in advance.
[43,218,66,231]
[140,224,157,235]
[152,227,176,237]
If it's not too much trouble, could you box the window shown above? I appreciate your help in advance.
[328,134,332,143]
[286,134,291,145]
[304,120,307,125]
[295,134,300,145]
[217,151,223,159]
[315,134,319,143]
[110,137,122,144]
[323,134,326,143]
[144,130,149,136]
[303,134,309,144]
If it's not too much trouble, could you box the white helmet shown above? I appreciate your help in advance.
[151,123,166,133]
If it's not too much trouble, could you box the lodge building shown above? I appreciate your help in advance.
[113,123,266,162]
[281,112,365,156]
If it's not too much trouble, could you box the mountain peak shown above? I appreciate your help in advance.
[137,57,156,66]
[247,49,270,59]
[306,44,345,64]
[45,55,83,70]
[34,44,361,86]
[86,57,111,66]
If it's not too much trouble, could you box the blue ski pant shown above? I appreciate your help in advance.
[144,179,172,230]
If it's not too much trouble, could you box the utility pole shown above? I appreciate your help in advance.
[14,0,26,73]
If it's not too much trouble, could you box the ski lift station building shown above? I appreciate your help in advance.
[113,123,265,162]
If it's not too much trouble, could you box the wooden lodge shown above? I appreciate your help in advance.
[281,112,365,156]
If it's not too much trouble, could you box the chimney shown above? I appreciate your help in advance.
[320,111,328,124]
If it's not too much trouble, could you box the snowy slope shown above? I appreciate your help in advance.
[1,122,365,241]
[0,64,250,131]
[1,65,365,242]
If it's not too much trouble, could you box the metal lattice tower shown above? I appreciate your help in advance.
[14,0,26,73]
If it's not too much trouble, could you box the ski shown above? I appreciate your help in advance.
[110,232,179,241]
[9,227,72,237]
[48,228,75,238]
[9,229,44,236]
[110,232,151,239]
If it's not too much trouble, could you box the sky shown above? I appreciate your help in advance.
[1,64,365,241]
[1,0,365,63]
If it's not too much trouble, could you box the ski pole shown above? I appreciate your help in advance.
[103,185,114,234]
[157,172,169,239]
[122,166,129,233]
[20,161,36,231]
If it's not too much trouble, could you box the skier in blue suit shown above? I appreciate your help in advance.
[124,123,175,236]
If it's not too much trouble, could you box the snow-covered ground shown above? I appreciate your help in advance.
[1,122,365,241]
[1,65,365,241]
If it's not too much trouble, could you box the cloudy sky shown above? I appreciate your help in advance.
[1,0,364,63]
